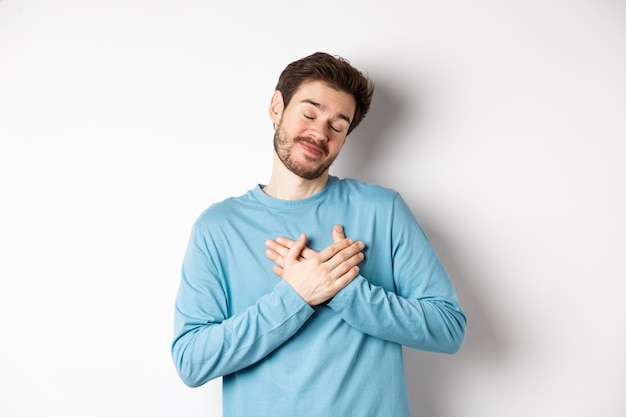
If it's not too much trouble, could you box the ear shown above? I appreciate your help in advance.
[269,90,284,126]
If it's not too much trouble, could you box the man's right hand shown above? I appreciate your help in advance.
[265,225,364,306]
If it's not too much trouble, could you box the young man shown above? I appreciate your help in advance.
[172,52,466,416]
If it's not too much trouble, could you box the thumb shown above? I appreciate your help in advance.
[332,224,346,243]
[286,233,307,261]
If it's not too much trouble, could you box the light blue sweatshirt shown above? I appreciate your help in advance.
[172,176,466,416]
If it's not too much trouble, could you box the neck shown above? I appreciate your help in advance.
[263,153,329,200]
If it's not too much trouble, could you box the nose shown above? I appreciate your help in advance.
[307,120,328,142]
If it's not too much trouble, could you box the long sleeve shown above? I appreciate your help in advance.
[171,223,315,388]
[328,276,466,352]
[328,193,466,353]
[172,179,464,415]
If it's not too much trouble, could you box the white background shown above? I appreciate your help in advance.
[1,1,625,416]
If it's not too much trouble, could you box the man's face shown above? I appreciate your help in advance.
[270,80,356,180]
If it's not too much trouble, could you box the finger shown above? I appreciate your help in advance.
[318,238,353,262]
[275,236,296,249]
[332,265,360,292]
[329,251,364,280]
[272,265,284,277]
[319,239,365,267]
[327,244,365,274]
[332,224,346,243]
[286,233,307,262]
[276,236,317,259]
[265,246,285,267]
[265,239,287,263]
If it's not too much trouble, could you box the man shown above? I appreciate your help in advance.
[172,52,466,416]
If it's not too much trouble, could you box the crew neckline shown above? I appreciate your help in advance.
[252,176,338,209]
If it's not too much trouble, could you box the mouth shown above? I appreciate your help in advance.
[296,139,326,158]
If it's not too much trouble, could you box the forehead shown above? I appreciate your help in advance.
[290,80,356,120]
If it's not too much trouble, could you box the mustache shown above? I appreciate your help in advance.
[295,136,328,155]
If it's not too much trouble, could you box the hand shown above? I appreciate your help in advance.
[266,224,348,264]
[264,225,364,306]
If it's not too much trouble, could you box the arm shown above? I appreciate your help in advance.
[172,224,365,387]
[329,274,466,353]
[332,193,466,353]
[265,198,466,354]
[171,224,315,388]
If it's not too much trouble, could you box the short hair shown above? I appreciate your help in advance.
[275,52,374,134]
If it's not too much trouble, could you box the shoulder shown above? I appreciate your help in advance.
[331,176,400,202]
[193,191,255,229]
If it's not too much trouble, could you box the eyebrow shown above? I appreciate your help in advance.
[301,99,352,124]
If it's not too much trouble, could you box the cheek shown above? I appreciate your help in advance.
[293,119,312,133]
[280,117,306,136]
[328,137,347,154]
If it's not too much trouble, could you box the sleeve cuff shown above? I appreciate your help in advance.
[327,274,364,311]
[274,280,315,314]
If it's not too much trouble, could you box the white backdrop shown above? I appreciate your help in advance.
[1,1,625,416]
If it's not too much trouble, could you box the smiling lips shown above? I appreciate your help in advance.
[296,138,327,158]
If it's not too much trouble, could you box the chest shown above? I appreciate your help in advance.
[213,204,395,313]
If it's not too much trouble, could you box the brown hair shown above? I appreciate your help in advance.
[275,52,374,134]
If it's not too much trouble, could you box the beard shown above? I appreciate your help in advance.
[273,123,338,180]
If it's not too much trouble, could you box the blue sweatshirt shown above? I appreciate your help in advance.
[172,176,466,416]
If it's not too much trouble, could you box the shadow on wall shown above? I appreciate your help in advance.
[333,78,408,180]
[336,78,507,416]
[404,223,508,417]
